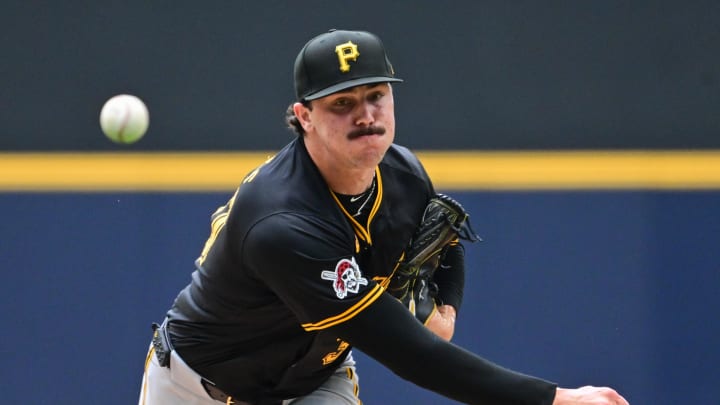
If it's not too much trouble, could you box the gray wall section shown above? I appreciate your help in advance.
[3,1,719,151]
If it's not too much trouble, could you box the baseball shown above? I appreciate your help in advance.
[99,94,149,144]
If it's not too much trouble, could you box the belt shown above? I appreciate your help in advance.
[200,379,253,405]
[151,320,253,405]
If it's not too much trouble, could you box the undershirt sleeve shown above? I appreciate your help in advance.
[332,293,557,405]
[434,243,466,312]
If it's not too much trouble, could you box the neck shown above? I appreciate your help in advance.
[326,168,376,195]
[304,142,377,195]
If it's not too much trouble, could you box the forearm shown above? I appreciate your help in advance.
[434,243,466,311]
[334,293,556,405]
[426,242,465,340]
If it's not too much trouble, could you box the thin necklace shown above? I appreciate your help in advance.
[351,176,376,217]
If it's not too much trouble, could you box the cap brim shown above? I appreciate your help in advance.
[303,76,403,101]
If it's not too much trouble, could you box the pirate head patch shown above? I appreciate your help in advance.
[321,257,368,299]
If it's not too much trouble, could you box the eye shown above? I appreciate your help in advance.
[328,97,355,113]
[368,91,385,102]
[334,98,351,106]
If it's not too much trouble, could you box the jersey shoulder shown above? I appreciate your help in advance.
[227,138,355,258]
[381,143,434,193]
[383,144,430,178]
[232,139,340,218]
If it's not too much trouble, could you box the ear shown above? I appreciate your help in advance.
[292,102,312,132]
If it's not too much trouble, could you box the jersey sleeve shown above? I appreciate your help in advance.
[242,212,384,331]
[333,293,558,405]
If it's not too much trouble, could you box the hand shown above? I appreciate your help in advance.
[424,304,456,341]
[554,386,629,405]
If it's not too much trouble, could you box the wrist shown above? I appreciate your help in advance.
[425,304,456,341]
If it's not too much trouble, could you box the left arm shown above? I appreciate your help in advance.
[425,242,465,340]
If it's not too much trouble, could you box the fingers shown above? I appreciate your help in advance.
[593,386,628,405]
[613,391,630,405]
[586,386,629,405]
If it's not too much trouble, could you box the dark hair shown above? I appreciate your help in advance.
[285,101,312,136]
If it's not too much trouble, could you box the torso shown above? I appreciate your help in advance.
[167,136,434,402]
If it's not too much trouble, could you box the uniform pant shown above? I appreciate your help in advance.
[138,345,361,405]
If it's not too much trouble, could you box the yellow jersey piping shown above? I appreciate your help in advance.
[301,284,384,331]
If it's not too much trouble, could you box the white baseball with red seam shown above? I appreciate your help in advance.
[100,94,149,144]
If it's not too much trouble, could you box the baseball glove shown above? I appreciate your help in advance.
[388,193,479,323]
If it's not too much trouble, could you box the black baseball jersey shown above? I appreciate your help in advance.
[167,136,434,402]
[165,136,558,405]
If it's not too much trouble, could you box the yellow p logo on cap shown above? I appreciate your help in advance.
[335,41,360,73]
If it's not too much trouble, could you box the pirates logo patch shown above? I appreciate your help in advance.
[321,257,368,299]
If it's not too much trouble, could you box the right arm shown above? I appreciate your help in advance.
[333,293,629,405]
[333,292,557,405]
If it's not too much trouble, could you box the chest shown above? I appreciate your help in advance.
[352,188,426,283]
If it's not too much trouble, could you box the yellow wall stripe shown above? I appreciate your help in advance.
[420,150,720,190]
[2,151,720,191]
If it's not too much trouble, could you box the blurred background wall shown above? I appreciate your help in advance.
[2,1,719,404]
[3,0,719,151]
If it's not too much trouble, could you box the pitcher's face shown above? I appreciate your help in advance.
[296,83,395,171]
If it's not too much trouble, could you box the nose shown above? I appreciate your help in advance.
[354,101,375,127]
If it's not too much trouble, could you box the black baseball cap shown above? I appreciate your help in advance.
[294,29,403,101]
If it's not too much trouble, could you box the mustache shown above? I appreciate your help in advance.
[347,126,386,139]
